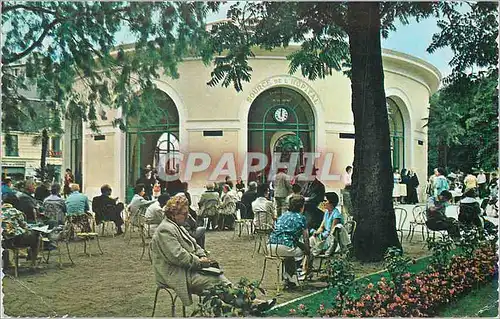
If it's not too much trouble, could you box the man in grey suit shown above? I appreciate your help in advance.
[273,167,292,217]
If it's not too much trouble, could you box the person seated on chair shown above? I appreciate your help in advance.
[92,184,125,235]
[286,183,302,206]
[128,183,156,216]
[218,184,238,231]
[42,183,67,229]
[1,193,41,271]
[198,183,221,231]
[145,193,171,235]
[15,179,39,222]
[309,192,344,256]
[241,181,258,219]
[458,188,483,229]
[267,195,311,290]
[252,183,276,232]
[151,195,275,311]
[174,193,207,249]
[65,183,92,232]
[426,190,460,240]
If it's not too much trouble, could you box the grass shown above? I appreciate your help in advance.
[438,280,498,317]
[267,254,432,316]
[3,229,430,317]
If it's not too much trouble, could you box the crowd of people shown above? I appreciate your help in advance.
[424,167,498,241]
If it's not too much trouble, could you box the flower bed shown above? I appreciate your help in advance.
[271,243,498,317]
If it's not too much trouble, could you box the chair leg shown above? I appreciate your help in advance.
[96,236,104,255]
[172,295,177,317]
[182,305,186,318]
[259,258,268,286]
[276,261,282,293]
[14,249,19,278]
[148,245,152,265]
[66,241,74,265]
[152,287,160,317]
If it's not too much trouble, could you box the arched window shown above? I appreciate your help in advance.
[248,87,314,181]
[387,98,405,171]
[126,90,179,199]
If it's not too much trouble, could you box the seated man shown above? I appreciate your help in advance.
[426,190,460,240]
[145,193,171,235]
[65,183,92,232]
[458,188,483,229]
[252,183,276,232]
[267,195,310,290]
[198,183,221,231]
[42,183,67,228]
[151,195,275,311]
[128,183,156,217]
[240,181,258,219]
[309,192,345,256]
[92,184,125,235]
[1,193,41,270]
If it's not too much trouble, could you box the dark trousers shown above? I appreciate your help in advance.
[2,231,41,268]
[426,217,460,239]
[96,203,124,228]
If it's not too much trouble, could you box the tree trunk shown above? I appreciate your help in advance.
[40,129,49,182]
[347,2,401,262]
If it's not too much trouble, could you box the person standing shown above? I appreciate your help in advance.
[301,166,326,230]
[477,169,487,199]
[340,165,353,219]
[273,168,292,217]
[63,168,74,198]
[406,169,420,204]
[433,167,450,198]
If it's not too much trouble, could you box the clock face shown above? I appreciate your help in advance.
[274,107,289,123]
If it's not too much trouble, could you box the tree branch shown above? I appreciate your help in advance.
[2,4,57,15]
[2,19,60,64]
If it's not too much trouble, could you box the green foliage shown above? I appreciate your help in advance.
[325,255,355,311]
[427,73,498,173]
[34,164,57,183]
[456,226,483,259]
[426,235,455,271]
[2,1,220,132]
[193,278,266,317]
[383,247,412,286]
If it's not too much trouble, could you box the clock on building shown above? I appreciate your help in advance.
[273,107,289,123]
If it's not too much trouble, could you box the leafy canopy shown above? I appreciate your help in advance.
[2,1,219,132]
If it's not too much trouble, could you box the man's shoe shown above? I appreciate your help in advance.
[255,298,277,312]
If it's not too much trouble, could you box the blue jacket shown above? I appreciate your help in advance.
[65,191,90,216]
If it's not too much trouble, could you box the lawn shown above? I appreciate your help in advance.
[2,230,429,317]
[438,280,498,317]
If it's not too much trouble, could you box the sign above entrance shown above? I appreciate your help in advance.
[246,76,320,105]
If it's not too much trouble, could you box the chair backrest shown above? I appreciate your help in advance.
[253,209,274,231]
[412,204,427,223]
[344,220,357,241]
[394,207,408,230]
[235,201,247,220]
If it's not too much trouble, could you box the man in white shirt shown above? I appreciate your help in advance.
[273,168,292,217]
[477,169,487,198]
[145,193,170,234]
[252,183,277,231]
[341,165,353,219]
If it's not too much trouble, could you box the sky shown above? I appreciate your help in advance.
[114,4,454,78]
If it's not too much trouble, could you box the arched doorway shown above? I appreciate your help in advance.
[126,90,179,200]
[248,87,315,182]
[387,98,405,171]
[69,118,83,189]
